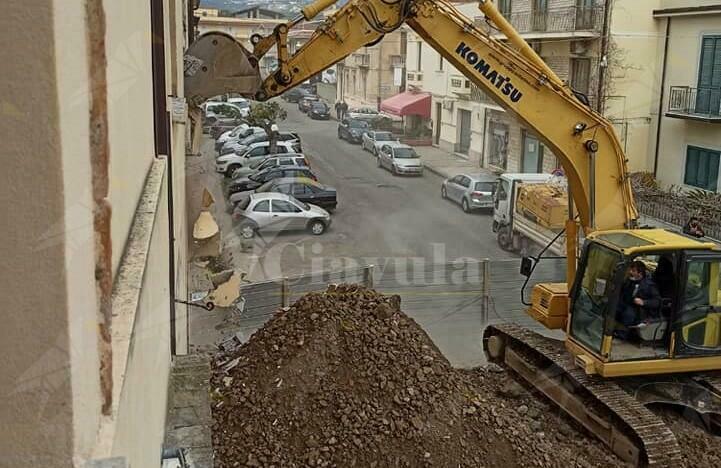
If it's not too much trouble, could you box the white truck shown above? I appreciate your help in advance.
[492,173,569,257]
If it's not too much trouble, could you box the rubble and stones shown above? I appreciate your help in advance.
[210,285,627,467]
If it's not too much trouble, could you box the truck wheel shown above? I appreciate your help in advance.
[497,227,513,251]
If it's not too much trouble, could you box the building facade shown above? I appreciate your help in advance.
[652,1,721,191]
[411,0,609,173]
[337,30,406,110]
[1,0,190,466]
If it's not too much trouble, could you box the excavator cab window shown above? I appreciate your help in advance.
[608,254,672,362]
[569,242,621,354]
[675,255,721,355]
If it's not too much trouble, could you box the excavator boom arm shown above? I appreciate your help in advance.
[250,0,637,232]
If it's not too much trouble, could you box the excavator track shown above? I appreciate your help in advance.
[484,323,683,467]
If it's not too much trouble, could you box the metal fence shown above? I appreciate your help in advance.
[668,86,721,119]
[235,258,567,367]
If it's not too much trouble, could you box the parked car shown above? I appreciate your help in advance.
[281,88,310,103]
[298,95,320,113]
[232,177,337,211]
[216,141,301,176]
[204,102,245,138]
[221,131,301,156]
[337,118,370,143]
[227,165,318,197]
[377,143,424,175]
[442,173,498,213]
[308,102,331,120]
[346,107,379,121]
[321,68,337,84]
[227,97,251,117]
[232,192,331,239]
[230,154,309,180]
[215,124,264,151]
[361,130,396,155]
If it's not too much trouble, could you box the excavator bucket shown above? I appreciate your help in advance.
[184,32,263,106]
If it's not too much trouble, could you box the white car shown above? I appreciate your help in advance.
[377,143,424,176]
[232,192,331,239]
[216,126,266,152]
[361,130,397,155]
[220,131,301,156]
[346,107,379,121]
[227,97,251,117]
[216,141,301,176]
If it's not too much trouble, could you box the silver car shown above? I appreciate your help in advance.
[361,130,396,155]
[230,154,309,180]
[442,173,498,212]
[377,143,424,175]
[232,192,331,239]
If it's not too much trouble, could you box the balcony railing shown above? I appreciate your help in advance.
[502,6,604,35]
[667,86,721,123]
[353,53,370,67]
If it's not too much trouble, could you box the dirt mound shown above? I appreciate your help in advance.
[211,285,624,467]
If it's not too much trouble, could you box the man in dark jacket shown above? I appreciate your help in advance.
[615,260,661,339]
[335,101,342,119]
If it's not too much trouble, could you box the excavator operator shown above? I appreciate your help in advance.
[614,261,661,340]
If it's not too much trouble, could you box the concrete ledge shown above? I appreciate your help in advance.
[92,157,167,459]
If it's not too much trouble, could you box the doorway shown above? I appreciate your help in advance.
[458,109,472,154]
[522,131,544,173]
[434,103,442,145]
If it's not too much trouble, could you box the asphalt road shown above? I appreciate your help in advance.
[239,101,514,278]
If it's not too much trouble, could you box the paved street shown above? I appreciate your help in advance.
[236,101,513,279]
[188,102,533,365]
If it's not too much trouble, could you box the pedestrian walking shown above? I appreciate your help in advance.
[340,101,348,120]
[335,101,342,119]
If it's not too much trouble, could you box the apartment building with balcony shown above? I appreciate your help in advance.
[337,30,406,110]
[653,1,721,192]
[410,0,679,177]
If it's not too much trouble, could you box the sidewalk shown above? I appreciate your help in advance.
[415,145,491,179]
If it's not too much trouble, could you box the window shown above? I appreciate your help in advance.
[570,243,622,353]
[684,146,720,191]
[680,258,721,349]
[253,200,270,212]
[275,184,292,195]
[248,147,267,156]
[459,176,471,188]
[278,158,293,166]
[498,0,511,18]
[417,42,422,71]
[292,184,310,196]
[570,58,591,95]
[532,0,548,31]
[272,200,301,213]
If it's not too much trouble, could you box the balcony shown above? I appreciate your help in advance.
[353,53,370,67]
[476,6,604,39]
[667,86,721,123]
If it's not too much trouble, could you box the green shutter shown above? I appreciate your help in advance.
[685,147,699,186]
[706,149,720,191]
[685,146,720,191]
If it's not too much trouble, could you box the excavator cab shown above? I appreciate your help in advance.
[563,229,721,377]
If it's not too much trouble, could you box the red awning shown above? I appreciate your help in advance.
[380,92,431,119]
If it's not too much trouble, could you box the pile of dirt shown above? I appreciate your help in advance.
[210,285,623,467]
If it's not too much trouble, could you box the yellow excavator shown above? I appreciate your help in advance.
[185,0,721,464]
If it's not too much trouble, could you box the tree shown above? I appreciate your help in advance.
[245,101,288,154]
